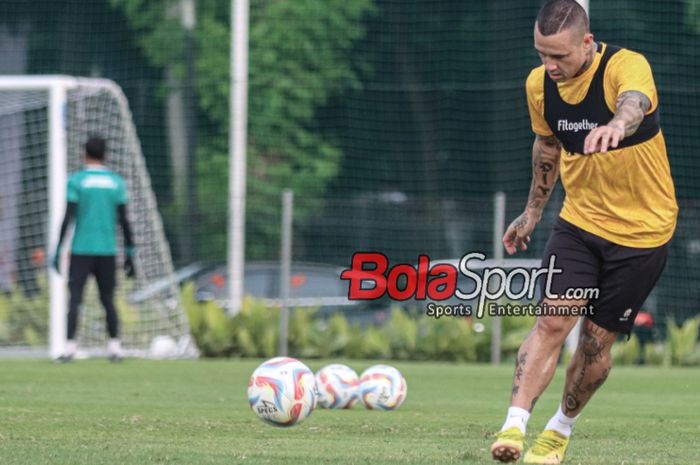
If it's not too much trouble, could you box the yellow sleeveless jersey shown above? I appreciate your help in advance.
[526,43,677,248]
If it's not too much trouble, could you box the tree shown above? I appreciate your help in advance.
[112,0,373,259]
[687,0,700,29]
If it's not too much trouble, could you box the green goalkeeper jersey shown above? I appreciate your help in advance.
[67,166,128,255]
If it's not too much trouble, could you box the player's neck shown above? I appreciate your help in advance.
[85,162,106,169]
[574,41,597,77]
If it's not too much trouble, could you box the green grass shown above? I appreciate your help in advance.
[0,359,698,464]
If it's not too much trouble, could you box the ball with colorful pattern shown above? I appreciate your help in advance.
[247,357,316,426]
[359,364,407,410]
[315,364,360,409]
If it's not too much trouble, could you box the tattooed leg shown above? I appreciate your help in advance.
[561,319,616,416]
[511,306,581,412]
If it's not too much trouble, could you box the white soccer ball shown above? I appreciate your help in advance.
[148,335,178,359]
[359,364,407,410]
[247,357,316,427]
[315,364,360,409]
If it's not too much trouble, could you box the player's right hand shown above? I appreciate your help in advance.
[124,255,136,278]
[502,210,539,255]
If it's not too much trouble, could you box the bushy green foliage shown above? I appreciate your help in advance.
[288,308,320,358]
[643,342,666,366]
[1,278,697,368]
[686,0,700,31]
[314,312,352,358]
[183,288,522,362]
[665,316,700,366]
[0,272,172,348]
[183,283,277,357]
[611,334,641,365]
[384,308,417,359]
[0,279,49,346]
[500,310,536,358]
[346,324,391,359]
[184,291,700,366]
[233,298,279,358]
[112,0,374,259]
[416,316,476,362]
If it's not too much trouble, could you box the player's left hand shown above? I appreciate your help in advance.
[583,122,625,154]
[51,247,61,274]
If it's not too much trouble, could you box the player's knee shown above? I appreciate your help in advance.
[533,316,571,343]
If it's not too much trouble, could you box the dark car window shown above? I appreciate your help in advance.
[195,262,349,302]
[289,271,345,298]
[245,270,274,298]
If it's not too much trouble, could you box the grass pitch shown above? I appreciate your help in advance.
[0,358,698,464]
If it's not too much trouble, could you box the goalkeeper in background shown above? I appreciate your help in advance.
[491,0,677,463]
[53,136,135,362]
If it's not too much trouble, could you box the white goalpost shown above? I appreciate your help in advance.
[0,75,197,359]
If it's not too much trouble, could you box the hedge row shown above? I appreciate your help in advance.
[182,284,700,365]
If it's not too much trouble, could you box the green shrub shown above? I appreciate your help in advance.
[384,308,417,360]
[0,292,10,342]
[643,342,665,366]
[233,298,279,357]
[180,284,700,365]
[345,324,390,359]
[666,316,700,366]
[315,312,352,358]
[685,345,700,366]
[181,283,204,337]
[0,278,49,346]
[288,308,320,358]
[416,315,476,362]
[182,287,278,357]
[611,334,641,365]
[182,282,236,356]
[500,313,535,359]
[472,315,492,362]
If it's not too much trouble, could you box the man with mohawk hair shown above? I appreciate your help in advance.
[491,0,677,463]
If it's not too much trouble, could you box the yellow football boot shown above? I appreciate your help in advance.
[523,429,569,464]
[491,426,525,463]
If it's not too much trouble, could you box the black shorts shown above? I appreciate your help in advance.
[540,217,669,335]
[68,255,116,296]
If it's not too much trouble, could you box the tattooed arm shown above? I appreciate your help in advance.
[502,134,561,255]
[583,90,652,154]
[526,134,561,214]
[610,90,652,136]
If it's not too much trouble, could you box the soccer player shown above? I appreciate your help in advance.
[53,137,135,362]
[491,1,677,463]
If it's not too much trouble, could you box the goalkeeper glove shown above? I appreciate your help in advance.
[124,246,136,278]
[52,247,61,274]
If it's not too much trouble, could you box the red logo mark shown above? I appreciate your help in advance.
[340,252,458,301]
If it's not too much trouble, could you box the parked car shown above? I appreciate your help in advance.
[194,261,393,325]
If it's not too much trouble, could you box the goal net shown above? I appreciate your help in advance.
[0,76,197,359]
